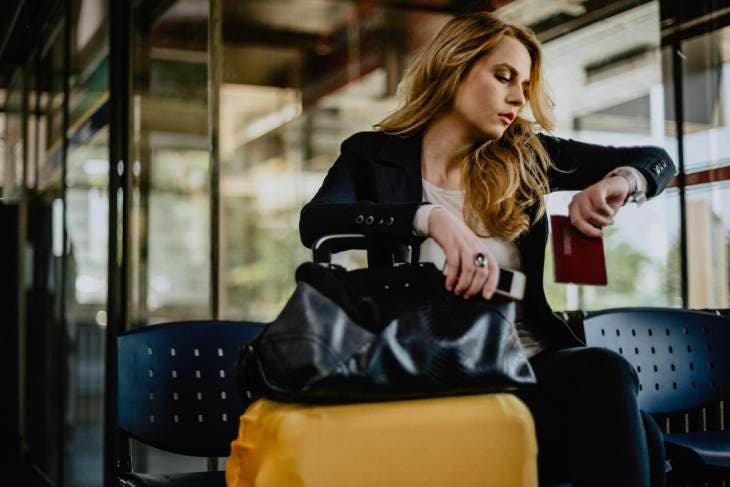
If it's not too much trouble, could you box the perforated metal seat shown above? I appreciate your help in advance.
[119,471,224,487]
[583,308,730,481]
[116,321,266,487]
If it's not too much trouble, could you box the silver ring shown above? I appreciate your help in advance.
[474,253,487,268]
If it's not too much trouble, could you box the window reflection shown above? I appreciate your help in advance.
[147,148,209,312]
[130,0,211,325]
[128,0,211,474]
[0,114,5,192]
[686,182,730,309]
[216,2,457,321]
[3,74,23,199]
[540,1,680,311]
[678,28,730,172]
[64,0,110,484]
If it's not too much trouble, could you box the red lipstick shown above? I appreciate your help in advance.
[498,113,515,124]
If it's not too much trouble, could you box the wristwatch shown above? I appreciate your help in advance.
[606,167,647,206]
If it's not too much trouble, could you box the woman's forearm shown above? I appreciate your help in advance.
[299,201,424,248]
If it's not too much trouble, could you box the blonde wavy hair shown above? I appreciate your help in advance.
[375,12,558,241]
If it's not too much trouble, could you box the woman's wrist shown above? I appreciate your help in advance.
[605,167,647,205]
[426,205,448,236]
[413,204,444,236]
[608,174,631,194]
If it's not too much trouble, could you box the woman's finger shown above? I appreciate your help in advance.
[586,210,613,227]
[444,251,460,291]
[571,204,601,236]
[464,262,489,298]
[577,199,612,224]
[578,202,614,231]
[454,254,476,295]
[573,217,603,237]
[590,192,615,217]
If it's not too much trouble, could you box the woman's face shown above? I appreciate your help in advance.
[451,35,532,141]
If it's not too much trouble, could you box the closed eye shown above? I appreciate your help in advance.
[496,75,510,83]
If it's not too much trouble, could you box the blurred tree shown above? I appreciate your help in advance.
[602,226,651,296]
[660,238,681,306]
[544,225,665,311]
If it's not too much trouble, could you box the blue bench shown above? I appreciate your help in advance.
[583,307,730,483]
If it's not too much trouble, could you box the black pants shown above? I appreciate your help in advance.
[515,346,666,487]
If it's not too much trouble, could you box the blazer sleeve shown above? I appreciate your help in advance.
[299,133,424,248]
[539,133,677,197]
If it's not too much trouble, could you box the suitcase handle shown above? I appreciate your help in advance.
[312,234,414,265]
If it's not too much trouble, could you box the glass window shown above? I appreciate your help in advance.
[538,1,681,311]
[18,26,68,483]
[129,0,211,473]
[214,1,685,316]
[0,111,4,191]
[64,0,109,484]
[677,28,730,172]
[3,72,23,200]
[544,188,682,310]
[130,0,211,329]
[685,181,730,309]
[26,64,37,189]
[675,26,730,308]
[38,35,66,191]
[219,2,452,321]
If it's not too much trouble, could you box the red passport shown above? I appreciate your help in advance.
[550,215,608,285]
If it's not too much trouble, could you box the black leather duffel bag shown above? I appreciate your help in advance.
[237,235,536,404]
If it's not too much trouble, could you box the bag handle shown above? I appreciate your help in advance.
[312,234,415,265]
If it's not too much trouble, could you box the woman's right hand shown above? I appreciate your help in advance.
[427,207,499,300]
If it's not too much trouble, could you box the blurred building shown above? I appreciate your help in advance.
[687,199,729,308]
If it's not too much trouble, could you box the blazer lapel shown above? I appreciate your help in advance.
[373,131,424,204]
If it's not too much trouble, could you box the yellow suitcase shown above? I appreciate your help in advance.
[226,394,537,487]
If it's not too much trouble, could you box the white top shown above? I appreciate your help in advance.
[412,167,648,358]
[416,179,523,274]
[414,179,545,357]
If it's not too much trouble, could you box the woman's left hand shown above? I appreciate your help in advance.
[568,176,630,238]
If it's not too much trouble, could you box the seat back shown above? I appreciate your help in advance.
[583,308,730,415]
[117,320,266,457]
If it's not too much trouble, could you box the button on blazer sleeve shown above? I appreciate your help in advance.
[539,133,677,197]
[299,133,424,248]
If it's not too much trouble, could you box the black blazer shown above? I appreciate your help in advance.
[299,130,676,349]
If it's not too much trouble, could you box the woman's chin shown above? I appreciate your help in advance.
[466,121,504,142]
[479,127,504,142]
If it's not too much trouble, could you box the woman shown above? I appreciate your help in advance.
[299,11,675,487]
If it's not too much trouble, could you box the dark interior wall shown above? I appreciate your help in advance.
[0,0,63,92]
[0,200,62,486]
[0,203,20,465]
[25,197,63,483]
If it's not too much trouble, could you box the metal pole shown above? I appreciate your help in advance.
[208,0,221,322]
[105,0,132,484]
[15,67,29,467]
[207,0,222,471]
[59,0,71,483]
[671,40,688,308]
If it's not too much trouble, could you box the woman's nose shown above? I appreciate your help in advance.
[508,88,525,107]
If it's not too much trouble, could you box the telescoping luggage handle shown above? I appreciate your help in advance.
[312,234,414,265]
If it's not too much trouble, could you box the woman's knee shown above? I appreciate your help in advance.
[641,411,667,487]
[565,347,640,391]
[641,411,665,452]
